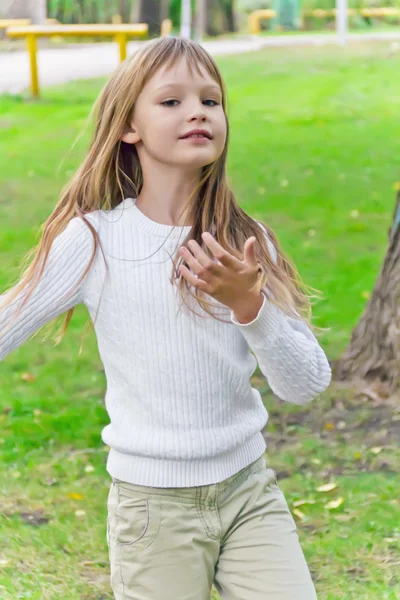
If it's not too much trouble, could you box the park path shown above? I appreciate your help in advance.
[1,31,400,95]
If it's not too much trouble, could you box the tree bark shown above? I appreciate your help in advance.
[160,0,171,21]
[333,191,400,395]
[135,0,161,35]
[205,0,236,36]
[119,0,131,22]
[220,0,236,32]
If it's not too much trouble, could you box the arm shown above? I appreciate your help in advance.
[0,217,95,362]
[230,222,331,405]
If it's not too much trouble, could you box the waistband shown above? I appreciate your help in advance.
[112,454,267,502]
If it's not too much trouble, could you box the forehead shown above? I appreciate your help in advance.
[145,56,221,93]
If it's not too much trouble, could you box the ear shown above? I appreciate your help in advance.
[120,124,140,145]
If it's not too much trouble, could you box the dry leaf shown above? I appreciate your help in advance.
[293,508,306,521]
[21,372,36,382]
[334,513,356,521]
[324,422,335,431]
[325,497,344,510]
[370,447,382,454]
[0,559,11,566]
[75,510,86,517]
[293,499,316,507]
[317,483,337,493]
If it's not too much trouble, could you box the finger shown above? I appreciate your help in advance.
[244,237,258,266]
[184,239,223,276]
[201,232,241,269]
[179,264,208,290]
[179,246,204,277]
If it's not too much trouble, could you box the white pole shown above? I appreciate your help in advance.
[336,0,348,46]
[181,0,192,39]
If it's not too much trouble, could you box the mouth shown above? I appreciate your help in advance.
[179,130,212,140]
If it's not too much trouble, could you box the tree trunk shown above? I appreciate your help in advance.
[333,190,400,395]
[0,0,46,24]
[135,0,161,35]
[205,0,236,36]
[221,0,236,33]
[205,0,222,35]
[160,0,171,21]
[119,0,131,22]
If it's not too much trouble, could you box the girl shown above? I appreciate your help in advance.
[0,37,331,600]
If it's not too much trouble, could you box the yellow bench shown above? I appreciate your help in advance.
[360,7,400,17]
[248,10,277,34]
[249,7,400,32]
[0,18,31,31]
[6,23,149,97]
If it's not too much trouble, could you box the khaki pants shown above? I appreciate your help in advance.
[106,454,317,600]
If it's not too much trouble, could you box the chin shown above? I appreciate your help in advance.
[180,155,219,168]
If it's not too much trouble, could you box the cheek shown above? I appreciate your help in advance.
[215,121,227,151]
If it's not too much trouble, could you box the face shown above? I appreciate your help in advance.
[121,57,227,171]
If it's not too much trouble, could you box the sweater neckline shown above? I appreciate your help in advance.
[123,197,193,239]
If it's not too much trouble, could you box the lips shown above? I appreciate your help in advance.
[180,129,212,139]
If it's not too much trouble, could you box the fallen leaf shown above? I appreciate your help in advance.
[293,499,316,507]
[325,497,344,510]
[317,483,338,493]
[75,510,86,517]
[293,508,306,520]
[21,372,36,382]
[370,447,383,454]
[334,513,356,521]
[0,559,11,566]
[324,422,335,431]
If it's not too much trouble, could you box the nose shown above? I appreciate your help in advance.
[187,99,207,123]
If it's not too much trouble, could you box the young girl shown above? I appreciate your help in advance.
[0,37,331,600]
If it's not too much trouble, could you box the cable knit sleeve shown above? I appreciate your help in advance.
[230,222,332,405]
[0,217,95,362]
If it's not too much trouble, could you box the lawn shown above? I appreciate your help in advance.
[0,41,399,599]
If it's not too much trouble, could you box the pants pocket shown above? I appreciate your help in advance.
[113,483,162,552]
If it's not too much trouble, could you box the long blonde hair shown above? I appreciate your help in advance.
[0,36,322,350]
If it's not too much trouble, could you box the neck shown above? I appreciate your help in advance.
[136,163,201,227]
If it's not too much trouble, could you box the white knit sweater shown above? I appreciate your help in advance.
[0,197,331,487]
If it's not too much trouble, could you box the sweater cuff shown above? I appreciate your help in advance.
[230,292,283,346]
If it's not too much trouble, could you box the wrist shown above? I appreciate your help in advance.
[231,292,264,324]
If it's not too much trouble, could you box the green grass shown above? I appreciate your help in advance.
[0,41,399,599]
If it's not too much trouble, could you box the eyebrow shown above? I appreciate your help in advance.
[154,82,221,93]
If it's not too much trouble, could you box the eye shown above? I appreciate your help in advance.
[161,98,220,107]
[161,99,179,107]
